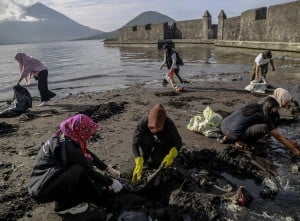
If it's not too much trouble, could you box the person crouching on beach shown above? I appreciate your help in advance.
[131,103,182,184]
[219,88,300,157]
[14,52,56,107]
[28,114,123,216]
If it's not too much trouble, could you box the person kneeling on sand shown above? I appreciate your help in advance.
[219,88,300,157]
[131,103,182,184]
[28,114,123,216]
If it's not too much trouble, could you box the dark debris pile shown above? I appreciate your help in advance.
[79,101,127,122]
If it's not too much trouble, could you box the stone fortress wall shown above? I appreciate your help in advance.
[117,1,300,51]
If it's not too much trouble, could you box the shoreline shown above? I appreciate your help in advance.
[1,71,300,220]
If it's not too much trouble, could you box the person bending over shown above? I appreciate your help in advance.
[131,103,182,184]
[220,88,300,157]
[14,52,56,106]
[250,50,275,82]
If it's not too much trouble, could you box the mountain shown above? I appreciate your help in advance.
[0,3,102,44]
[86,11,175,40]
[123,11,175,28]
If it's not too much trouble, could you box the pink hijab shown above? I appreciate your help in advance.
[14,52,47,84]
[58,114,99,159]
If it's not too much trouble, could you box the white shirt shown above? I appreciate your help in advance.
[255,53,271,66]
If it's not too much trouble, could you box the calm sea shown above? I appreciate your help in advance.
[0,40,299,103]
[0,40,250,102]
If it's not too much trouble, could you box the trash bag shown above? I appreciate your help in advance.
[0,85,32,117]
[187,106,222,138]
[245,77,267,94]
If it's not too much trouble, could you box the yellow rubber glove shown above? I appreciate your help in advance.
[132,157,144,184]
[161,147,178,168]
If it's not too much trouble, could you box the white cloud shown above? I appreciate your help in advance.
[1,0,293,31]
[0,0,39,22]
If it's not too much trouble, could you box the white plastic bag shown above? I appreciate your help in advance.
[187,106,222,137]
[245,77,267,94]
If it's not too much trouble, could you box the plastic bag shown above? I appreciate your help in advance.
[187,106,222,137]
[0,85,32,117]
[245,77,267,94]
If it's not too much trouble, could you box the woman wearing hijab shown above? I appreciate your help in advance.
[131,103,182,184]
[220,88,300,157]
[28,114,123,215]
[14,52,56,106]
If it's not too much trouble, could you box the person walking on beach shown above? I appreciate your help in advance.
[131,103,182,184]
[28,114,123,216]
[14,52,56,106]
[250,50,275,82]
[160,44,184,87]
[219,88,300,157]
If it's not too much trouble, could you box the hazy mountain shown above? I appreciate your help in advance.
[0,3,102,44]
[123,11,175,28]
[86,11,175,40]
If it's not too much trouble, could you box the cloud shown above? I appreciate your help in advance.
[35,0,294,31]
[0,0,39,22]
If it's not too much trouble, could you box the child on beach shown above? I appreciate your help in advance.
[220,88,300,157]
[28,114,123,215]
[131,103,182,184]
[14,52,56,106]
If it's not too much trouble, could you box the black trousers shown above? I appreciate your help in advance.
[37,70,56,102]
[222,124,269,144]
[174,68,183,83]
[53,164,109,211]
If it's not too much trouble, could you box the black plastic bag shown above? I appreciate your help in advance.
[0,85,32,117]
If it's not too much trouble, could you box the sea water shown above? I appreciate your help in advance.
[1,40,299,103]
[0,40,259,103]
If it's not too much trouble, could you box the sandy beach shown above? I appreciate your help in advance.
[1,69,300,221]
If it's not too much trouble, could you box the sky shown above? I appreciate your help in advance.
[0,0,295,32]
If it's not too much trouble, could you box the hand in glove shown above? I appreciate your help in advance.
[106,165,120,178]
[110,179,123,193]
[161,147,178,168]
[131,157,144,184]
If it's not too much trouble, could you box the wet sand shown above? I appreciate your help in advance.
[0,69,300,221]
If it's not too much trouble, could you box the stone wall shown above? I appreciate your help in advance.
[118,1,300,44]
[175,19,204,39]
[223,16,240,40]
[265,1,300,42]
[220,1,300,43]
[118,23,165,42]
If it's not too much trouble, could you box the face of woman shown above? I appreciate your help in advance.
[149,126,163,134]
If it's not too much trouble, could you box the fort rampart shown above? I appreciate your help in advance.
[114,1,300,52]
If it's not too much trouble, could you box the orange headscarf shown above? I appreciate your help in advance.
[148,104,167,131]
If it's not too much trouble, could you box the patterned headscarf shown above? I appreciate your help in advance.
[271,88,292,107]
[58,114,99,159]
